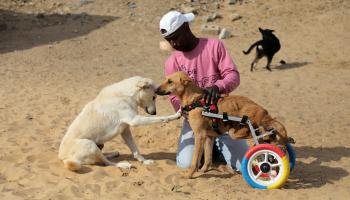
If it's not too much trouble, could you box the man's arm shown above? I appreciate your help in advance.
[214,41,240,94]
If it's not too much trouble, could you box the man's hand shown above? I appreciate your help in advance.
[203,85,220,105]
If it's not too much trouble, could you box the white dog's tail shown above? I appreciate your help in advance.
[63,159,81,171]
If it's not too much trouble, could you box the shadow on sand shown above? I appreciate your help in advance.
[274,61,310,70]
[103,146,350,188]
[0,9,118,54]
[111,151,177,162]
[285,146,350,189]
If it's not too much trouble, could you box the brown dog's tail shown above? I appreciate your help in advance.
[63,159,81,171]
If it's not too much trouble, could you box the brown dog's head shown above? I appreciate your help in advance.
[262,119,295,147]
[155,71,192,97]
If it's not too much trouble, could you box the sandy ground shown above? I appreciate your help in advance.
[1,0,350,199]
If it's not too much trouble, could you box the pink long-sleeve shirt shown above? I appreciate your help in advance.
[165,38,240,111]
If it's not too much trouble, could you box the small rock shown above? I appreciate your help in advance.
[63,6,71,13]
[79,0,94,6]
[200,24,220,35]
[202,13,221,22]
[211,13,222,20]
[132,181,144,186]
[171,185,182,192]
[57,10,65,15]
[230,13,241,21]
[127,2,137,9]
[25,114,33,120]
[219,28,231,39]
[228,0,237,5]
[180,4,198,14]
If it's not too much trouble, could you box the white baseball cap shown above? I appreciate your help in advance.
[159,11,195,37]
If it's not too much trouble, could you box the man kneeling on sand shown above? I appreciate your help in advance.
[158,10,249,172]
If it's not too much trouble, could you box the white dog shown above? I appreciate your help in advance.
[58,76,181,171]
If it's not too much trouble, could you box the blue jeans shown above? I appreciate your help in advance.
[176,120,249,171]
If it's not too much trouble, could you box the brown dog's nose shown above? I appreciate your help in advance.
[155,87,161,95]
[155,86,170,96]
[155,87,164,95]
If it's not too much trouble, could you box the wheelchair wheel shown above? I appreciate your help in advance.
[286,143,296,171]
[241,144,290,189]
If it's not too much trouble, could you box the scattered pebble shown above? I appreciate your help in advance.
[180,4,198,14]
[200,24,220,35]
[219,28,231,39]
[132,180,144,186]
[25,114,33,120]
[171,185,182,192]
[203,12,222,22]
[228,0,237,5]
[127,2,137,9]
[230,13,242,21]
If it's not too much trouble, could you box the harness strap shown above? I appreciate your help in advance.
[240,115,248,126]
[182,98,222,134]
[182,99,206,112]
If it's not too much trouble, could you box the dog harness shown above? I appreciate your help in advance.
[182,97,252,135]
[182,98,222,134]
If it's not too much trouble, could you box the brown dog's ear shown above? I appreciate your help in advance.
[183,80,190,86]
[180,77,191,86]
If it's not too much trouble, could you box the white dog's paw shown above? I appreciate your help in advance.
[142,159,154,165]
[116,161,132,169]
[174,110,182,119]
[164,111,181,122]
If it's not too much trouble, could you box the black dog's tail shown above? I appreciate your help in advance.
[243,41,260,55]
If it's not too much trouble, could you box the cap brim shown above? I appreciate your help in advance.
[184,13,195,22]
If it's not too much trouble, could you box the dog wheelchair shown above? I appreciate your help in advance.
[202,111,296,189]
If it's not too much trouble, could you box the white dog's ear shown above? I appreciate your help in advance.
[137,78,154,89]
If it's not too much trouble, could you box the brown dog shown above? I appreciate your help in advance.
[156,71,293,178]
